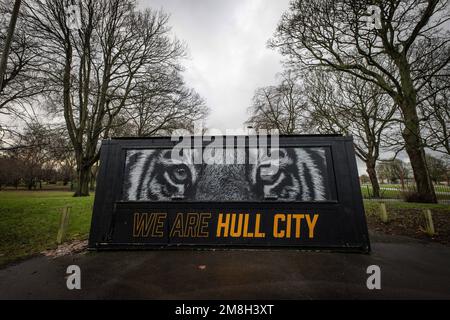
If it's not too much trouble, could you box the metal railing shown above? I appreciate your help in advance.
[361,182,450,203]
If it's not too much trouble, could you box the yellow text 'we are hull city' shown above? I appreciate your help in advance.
[132,212,319,239]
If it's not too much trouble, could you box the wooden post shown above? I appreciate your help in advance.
[379,203,388,223]
[423,209,435,236]
[57,206,71,244]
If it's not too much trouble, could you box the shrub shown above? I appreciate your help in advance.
[403,191,435,203]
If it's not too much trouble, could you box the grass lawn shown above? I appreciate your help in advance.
[363,200,450,211]
[0,191,94,266]
[0,190,449,267]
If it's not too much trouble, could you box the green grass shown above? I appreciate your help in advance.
[375,184,405,189]
[0,191,94,266]
[363,199,450,211]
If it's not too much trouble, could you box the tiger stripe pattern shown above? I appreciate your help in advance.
[122,147,330,201]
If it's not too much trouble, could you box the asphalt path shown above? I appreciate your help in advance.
[1,232,449,299]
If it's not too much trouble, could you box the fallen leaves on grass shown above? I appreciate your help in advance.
[41,240,88,258]
[365,205,450,245]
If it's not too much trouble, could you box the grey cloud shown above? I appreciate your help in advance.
[139,0,291,131]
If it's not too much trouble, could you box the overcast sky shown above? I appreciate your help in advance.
[139,0,291,132]
[137,0,373,174]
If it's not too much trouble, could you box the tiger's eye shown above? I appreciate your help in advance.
[170,165,189,183]
[259,165,281,183]
[260,167,274,177]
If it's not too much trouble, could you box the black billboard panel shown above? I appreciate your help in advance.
[88,135,370,252]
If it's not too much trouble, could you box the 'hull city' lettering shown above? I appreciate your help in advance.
[132,212,319,239]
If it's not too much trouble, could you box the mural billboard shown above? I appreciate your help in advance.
[88,135,370,252]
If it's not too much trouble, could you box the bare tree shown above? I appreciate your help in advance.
[305,69,398,198]
[426,153,448,183]
[0,122,75,189]
[246,71,309,134]
[121,66,208,136]
[270,0,450,202]
[377,159,411,188]
[24,0,186,196]
[0,155,23,188]
[0,0,47,117]
[0,0,21,92]
[420,76,450,155]
[7,122,51,189]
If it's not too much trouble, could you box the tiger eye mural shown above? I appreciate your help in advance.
[122,147,333,202]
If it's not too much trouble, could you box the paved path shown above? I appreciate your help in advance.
[1,232,449,299]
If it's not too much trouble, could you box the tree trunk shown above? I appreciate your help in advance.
[0,0,22,91]
[27,179,33,190]
[400,173,405,190]
[74,165,91,197]
[401,104,437,203]
[396,58,437,203]
[366,160,380,198]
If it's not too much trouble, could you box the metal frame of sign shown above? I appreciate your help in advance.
[88,135,371,253]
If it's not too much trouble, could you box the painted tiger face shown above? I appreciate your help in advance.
[122,147,330,201]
